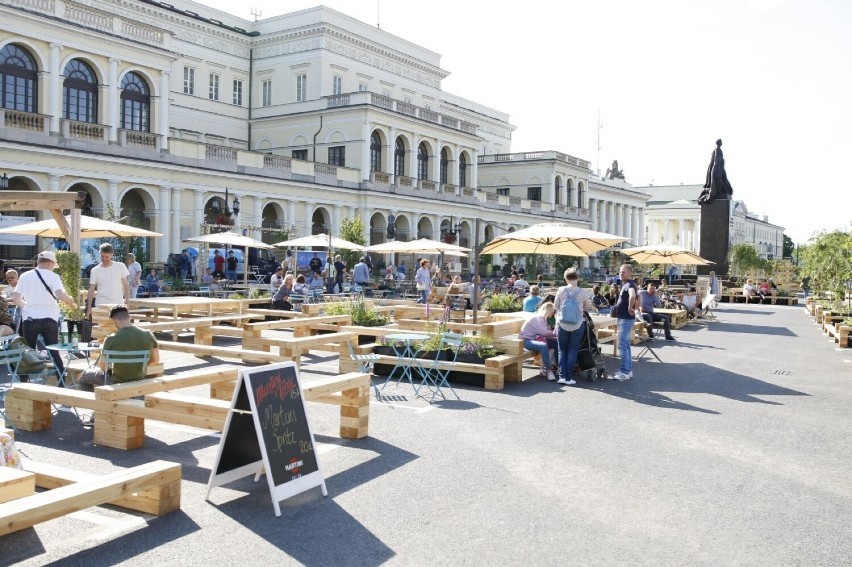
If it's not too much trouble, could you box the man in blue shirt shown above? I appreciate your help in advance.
[352,257,370,286]
[637,283,675,341]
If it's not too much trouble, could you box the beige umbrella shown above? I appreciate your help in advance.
[183,231,275,288]
[622,245,712,265]
[0,214,162,238]
[364,238,470,256]
[274,233,365,250]
[480,223,627,256]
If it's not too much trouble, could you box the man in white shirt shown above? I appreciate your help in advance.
[125,252,142,299]
[12,251,78,382]
[86,243,130,316]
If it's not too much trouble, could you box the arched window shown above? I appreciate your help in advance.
[458,153,467,188]
[417,143,429,180]
[120,72,150,132]
[394,138,405,177]
[554,178,562,205]
[63,59,98,123]
[578,182,585,208]
[440,148,449,184]
[566,179,574,207]
[370,131,381,172]
[0,44,38,112]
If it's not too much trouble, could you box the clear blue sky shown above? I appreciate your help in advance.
[198,0,852,244]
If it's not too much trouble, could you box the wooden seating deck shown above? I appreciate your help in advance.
[0,460,182,536]
[156,340,290,363]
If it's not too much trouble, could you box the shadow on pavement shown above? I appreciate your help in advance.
[706,321,797,337]
[716,308,775,316]
[583,361,809,413]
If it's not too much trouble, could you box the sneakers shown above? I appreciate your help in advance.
[557,377,576,385]
[546,371,557,381]
[665,336,676,341]
[612,371,632,381]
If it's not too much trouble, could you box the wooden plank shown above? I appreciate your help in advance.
[244,314,351,332]
[0,468,35,504]
[301,373,370,399]
[94,365,239,401]
[156,340,289,363]
[0,460,181,535]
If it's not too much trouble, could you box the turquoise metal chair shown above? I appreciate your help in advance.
[415,332,462,402]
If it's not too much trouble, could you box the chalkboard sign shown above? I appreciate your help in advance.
[206,362,327,516]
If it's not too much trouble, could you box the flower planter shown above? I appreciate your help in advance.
[448,353,488,388]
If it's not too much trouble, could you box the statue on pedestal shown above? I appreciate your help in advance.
[698,139,733,205]
[605,160,625,180]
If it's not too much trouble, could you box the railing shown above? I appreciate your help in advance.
[420,180,436,191]
[440,115,458,129]
[64,120,106,142]
[443,183,457,194]
[121,21,164,45]
[11,0,54,11]
[419,108,439,123]
[371,171,390,184]
[486,193,499,203]
[399,176,414,187]
[263,154,291,170]
[509,197,521,206]
[122,130,159,149]
[65,3,112,31]
[462,187,474,197]
[479,151,591,169]
[396,101,416,116]
[315,163,337,176]
[205,143,237,161]
[459,121,477,134]
[555,204,566,213]
[327,94,350,108]
[371,93,394,110]
[2,109,47,132]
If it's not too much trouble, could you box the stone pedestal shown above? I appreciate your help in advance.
[698,199,731,275]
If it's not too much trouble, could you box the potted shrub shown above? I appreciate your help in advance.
[324,297,389,344]
[55,251,92,340]
[484,292,521,313]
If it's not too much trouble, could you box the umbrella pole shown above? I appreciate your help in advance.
[244,245,249,289]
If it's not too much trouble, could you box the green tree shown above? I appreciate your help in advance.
[799,230,852,305]
[338,216,367,269]
[782,234,795,258]
[728,243,767,278]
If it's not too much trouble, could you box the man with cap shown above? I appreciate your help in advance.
[12,251,78,383]
[86,243,130,317]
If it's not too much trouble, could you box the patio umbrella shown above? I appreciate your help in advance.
[480,223,627,256]
[183,231,275,288]
[364,238,470,256]
[273,233,365,250]
[621,245,713,266]
[0,214,162,238]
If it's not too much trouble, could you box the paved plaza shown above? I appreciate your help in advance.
[4,302,851,566]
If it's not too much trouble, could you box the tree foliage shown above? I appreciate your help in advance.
[783,234,795,258]
[799,230,852,305]
[338,216,367,269]
[728,243,769,278]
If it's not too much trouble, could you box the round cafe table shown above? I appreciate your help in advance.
[381,332,431,391]
[46,342,102,388]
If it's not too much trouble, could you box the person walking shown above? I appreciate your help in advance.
[415,259,431,304]
[86,243,130,316]
[179,250,192,281]
[553,268,593,386]
[613,264,638,381]
[332,255,348,294]
[125,253,142,300]
[12,252,78,383]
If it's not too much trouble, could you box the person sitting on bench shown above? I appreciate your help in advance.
[637,284,675,341]
[743,278,761,303]
[80,305,159,392]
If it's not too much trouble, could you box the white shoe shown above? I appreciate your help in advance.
[557,378,576,385]
[546,372,557,381]
[612,372,631,381]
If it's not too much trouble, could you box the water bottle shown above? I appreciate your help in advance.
[60,320,69,346]
[71,329,78,349]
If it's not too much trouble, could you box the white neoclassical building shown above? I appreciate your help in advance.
[0,0,647,269]
[639,184,785,259]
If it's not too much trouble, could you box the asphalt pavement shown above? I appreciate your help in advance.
[4,301,851,566]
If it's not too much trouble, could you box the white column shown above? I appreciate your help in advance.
[158,186,171,262]
[158,70,170,148]
[332,205,341,236]
[48,43,61,134]
[361,121,371,182]
[470,149,479,190]
[362,208,373,243]
[433,214,441,241]
[432,139,441,183]
[410,139,419,182]
[450,145,460,186]
[550,173,557,206]
[193,189,204,237]
[615,205,623,237]
[589,199,597,231]
[638,208,645,245]
[252,197,263,241]
[677,219,684,246]
[107,58,119,143]
[388,127,397,182]
[171,189,182,253]
[665,220,673,244]
[598,201,606,233]
[106,180,119,212]
[48,173,61,192]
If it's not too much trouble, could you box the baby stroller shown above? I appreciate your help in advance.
[577,312,607,381]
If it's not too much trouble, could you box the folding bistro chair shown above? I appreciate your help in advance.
[415,332,462,402]
[633,314,662,363]
[0,345,26,429]
[102,349,151,384]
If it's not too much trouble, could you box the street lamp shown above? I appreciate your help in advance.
[0,173,8,190]
[210,187,240,223]
[441,216,462,242]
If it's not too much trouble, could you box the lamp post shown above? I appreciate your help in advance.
[0,173,8,190]
[210,187,240,225]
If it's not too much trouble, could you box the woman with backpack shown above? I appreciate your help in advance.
[553,268,593,386]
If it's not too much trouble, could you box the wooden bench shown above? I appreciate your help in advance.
[209,372,371,438]
[248,331,356,369]
[0,460,181,535]
[242,314,352,346]
[137,314,253,341]
[157,340,290,363]
[826,322,851,348]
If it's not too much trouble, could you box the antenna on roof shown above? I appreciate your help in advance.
[377,0,381,28]
[250,7,261,21]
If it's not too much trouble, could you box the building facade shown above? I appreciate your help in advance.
[0,0,646,268]
[640,184,785,259]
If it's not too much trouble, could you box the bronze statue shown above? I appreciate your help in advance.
[606,160,625,180]
[698,139,733,204]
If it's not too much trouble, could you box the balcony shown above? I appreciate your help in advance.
[2,109,48,134]
[62,119,107,143]
[323,92,478,135]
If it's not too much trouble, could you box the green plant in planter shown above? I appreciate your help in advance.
[55,251,82,308]
[322,297,388,327]
[455,335,500,359]
[249,288,268,299]
[230,292,245,300]
[485,292,521,313]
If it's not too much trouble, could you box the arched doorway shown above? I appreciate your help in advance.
[260,202,286,245]
[66,182,103,217]
[369,212,387,246]
[311,207,330,235]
